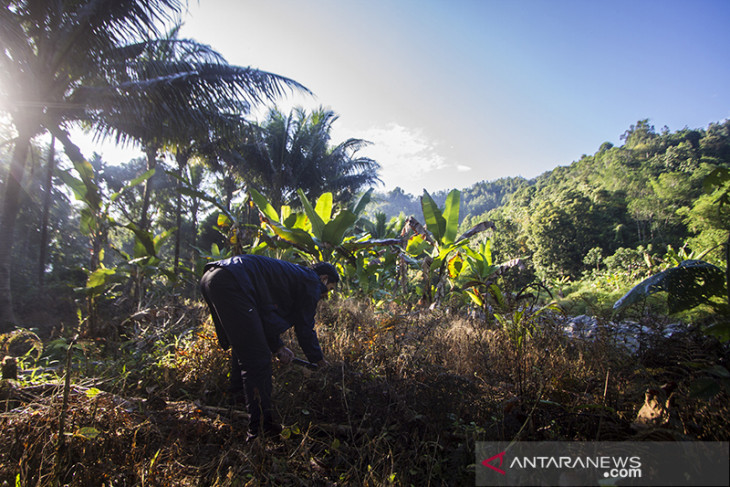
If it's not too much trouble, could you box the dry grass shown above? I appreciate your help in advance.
[1,297,728,485]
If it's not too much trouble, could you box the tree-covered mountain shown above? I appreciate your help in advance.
[367,176,531,223]
[368,119,730,281]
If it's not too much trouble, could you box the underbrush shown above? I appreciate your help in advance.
[1,297,728,485]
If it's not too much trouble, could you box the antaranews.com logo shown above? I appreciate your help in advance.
[475,441,728,486]
[481,450,641,480]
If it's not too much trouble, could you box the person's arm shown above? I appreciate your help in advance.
[260,310,287,353]
[295,325,324,363]
[266,334,285,355]
[293,286,324,363]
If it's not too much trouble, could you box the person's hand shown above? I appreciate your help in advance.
[276,346,294,364]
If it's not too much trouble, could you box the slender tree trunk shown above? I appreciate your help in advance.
[140,146,158,232]
[134,146,158,309]
[223,171,234,212]
[174,178,183,273]
[0,124,33,330]
[38,135,56,288]
[190,195,200,267]
[726,231,729,308]
[173,149,189,273]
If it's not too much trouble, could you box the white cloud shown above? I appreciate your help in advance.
[352,123,449,193]
[456,164,472,172]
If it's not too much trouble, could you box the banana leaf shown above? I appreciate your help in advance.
[298,189,325,240]
[267,219,317,253]
[249,187,280,223]
[613,260,725,314]
[314,192,333,224]
[351,188,374,217]
[441,190,461,245]
[420,190,446,242]
[321,210,357,246]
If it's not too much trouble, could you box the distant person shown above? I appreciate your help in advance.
[199,255,338,441]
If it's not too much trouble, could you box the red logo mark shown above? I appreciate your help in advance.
[482,451,507,475]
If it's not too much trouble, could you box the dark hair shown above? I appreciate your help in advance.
[312,262,339,283]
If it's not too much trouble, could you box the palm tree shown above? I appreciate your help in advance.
[0,1,311,327]
[87,24,310,232]
[79,32,310,308]
[0,0,186,328]
[237,106,382,210]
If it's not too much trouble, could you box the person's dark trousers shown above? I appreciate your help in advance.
[230,350,244,399]
[200,266,275,434]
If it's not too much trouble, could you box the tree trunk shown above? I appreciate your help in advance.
[726,231,729,308]
[223,170,234,212]
[190,191,200,267]
[140,146,158,232]
[38,136,56,288]
[0,125,33,330]
[173,149,189,273]
[134,146,159,309]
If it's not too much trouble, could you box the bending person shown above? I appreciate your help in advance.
[200,254,338,440]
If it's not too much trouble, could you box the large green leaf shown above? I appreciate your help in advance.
[285,211,308,230]
[420,190,445,243]
[405,234,432,256]
[441,190,461,245]
[314,192,333,224]
[111,168,155,203]
[86,268,117,289]
[613,260,725,314]
[249,188,280,222]
[268,220,317,252]
[72,160,102,211]
[57,170,87,202]
[298,189,325,239]
[280,206,292,225]
[351,188,374,217]
[125,222,156,257]
[321,210,357,246]
[153,228,176,253]
[79,207,98,236]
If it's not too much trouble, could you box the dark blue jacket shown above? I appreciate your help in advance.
[204,255,326,362]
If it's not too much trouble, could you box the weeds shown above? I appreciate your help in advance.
[1,297,728,485]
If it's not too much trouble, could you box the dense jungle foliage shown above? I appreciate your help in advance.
[1,1,728,485]
[373,119,730,281]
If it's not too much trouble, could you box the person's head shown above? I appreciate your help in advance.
[312,262,339,294]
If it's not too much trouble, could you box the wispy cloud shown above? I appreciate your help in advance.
[353,123,449,193]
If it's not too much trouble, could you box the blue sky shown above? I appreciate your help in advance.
[81,0,730,195]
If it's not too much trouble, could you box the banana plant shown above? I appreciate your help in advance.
[249,187,319,256]
[452,240,502,310]
[451,240,528,316]
[402,189,495,305]
[613,259,726,314]
[250,187,408,298]
[58,159,156,334]
[59,160,156,286]
[250,187,397,261]
[298,189,358,260]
